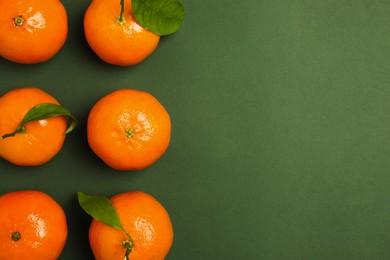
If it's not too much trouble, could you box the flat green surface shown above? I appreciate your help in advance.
[1,0,390,259]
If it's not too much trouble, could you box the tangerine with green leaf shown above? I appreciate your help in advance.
[78,191,174,260]
[0,0,68,64]
[84,0,160,66]
[0,190,68,259]
[0,87,77,166]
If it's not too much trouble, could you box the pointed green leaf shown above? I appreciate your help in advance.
[78,192,124,231]
[132,0,186,36]
[22,103,78,134]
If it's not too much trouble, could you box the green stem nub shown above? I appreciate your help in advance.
[11,232,21,241]
[118,0,126,25]
[125,129,134,138]
[13,16,25,26]
[123,240,134,260]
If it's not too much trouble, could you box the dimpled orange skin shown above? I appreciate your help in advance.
[0,87,67,166]
[84,0,160,66]
[89,191,174,260]
[0,190,68,259]
[87,89,171,170]
[0,0,68,64]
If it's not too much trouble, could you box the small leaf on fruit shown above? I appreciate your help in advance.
[77,192,124,231]
[1,103,78,140]
[22,103,78,134]
[132,0,186,36]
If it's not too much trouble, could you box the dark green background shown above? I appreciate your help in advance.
[1,0,390,259]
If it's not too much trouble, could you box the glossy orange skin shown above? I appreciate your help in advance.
[0,87,67,166]
[0,0,68,64]
[89,191,174,260]
[0,190,68,259]
[87,89,171,170]
[84,0,160,66]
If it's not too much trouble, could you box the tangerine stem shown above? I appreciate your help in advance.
[118,0,126,25]
[122,230,134,260]
[0,125,26,140]
[125,129,134,138]
[13,16,24,26]
[11,232,21,241]
[123,239,134,260]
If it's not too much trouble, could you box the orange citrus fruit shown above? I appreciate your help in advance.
[0,87,67,166]
[89,191,174,260]
[84,0,160,66]
[0,190,68,259]
[87,89,171,170]
[0,0,68,64]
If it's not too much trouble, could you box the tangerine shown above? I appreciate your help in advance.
[84,0,160,66]
[87,89,171,170]
[0,87,67,166]
[89,191,174,260]
[0,190,68,259]
[0,0,68,64]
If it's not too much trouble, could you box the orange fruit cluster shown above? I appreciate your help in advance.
[0,60,173,260]
[0,87,171,170]
[0,0,182,258]
[0,189,173,259]
[0,87,173,258]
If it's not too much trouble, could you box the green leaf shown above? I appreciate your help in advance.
[132,0,186,36]
[22,103,78,134]
[77,192,124,231]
